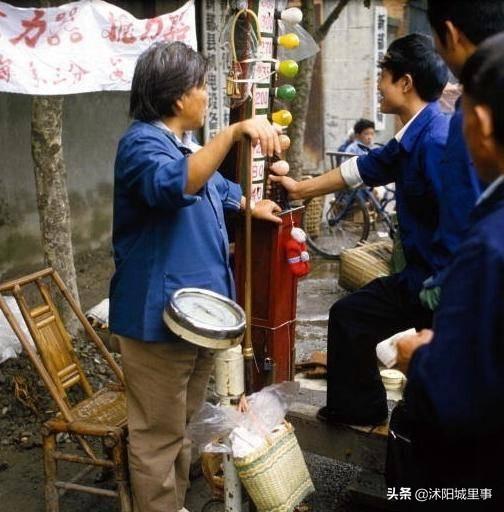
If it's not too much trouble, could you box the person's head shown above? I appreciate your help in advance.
[353,119,375,146]
[427,0,504,78]
[378,33,448,115]
[460,33,504,183]
[129,41,208,128]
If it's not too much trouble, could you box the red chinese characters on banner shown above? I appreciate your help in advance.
[109,57,129,84]
[9,8,83,48]
[0,54,12,82]
[103,10,191,45]
[47,8,83,46]
[103,13,137,44]
[10,9,46,48]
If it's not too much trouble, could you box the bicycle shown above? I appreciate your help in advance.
[301,150,397,259]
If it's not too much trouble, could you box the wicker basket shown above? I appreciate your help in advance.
[234,422,314,512]
[303,196,324,238]
[339,240,393,291]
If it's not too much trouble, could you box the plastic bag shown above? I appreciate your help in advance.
[187,381,300,455]
[0,296,34,364]
[276,20,320,62]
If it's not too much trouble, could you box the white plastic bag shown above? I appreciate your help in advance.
[187,381,300,456]
[0,296,34,364]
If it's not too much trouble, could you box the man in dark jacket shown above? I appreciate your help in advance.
[394,33,504,508]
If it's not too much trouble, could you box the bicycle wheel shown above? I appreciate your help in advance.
[302,192,370,259]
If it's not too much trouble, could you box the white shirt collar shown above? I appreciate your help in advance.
[476,175,504,206]
[152,120,202,152]
[394,105,428,142]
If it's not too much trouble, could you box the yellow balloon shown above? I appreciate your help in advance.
[278,33,300,49]
[277,60,299,78]
[272,110,293,127]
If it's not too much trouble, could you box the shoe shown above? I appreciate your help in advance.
[178,508,190,512]
[316,406,388,427]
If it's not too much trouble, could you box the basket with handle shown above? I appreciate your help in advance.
[234,421,314,512]
[339,240,393,291]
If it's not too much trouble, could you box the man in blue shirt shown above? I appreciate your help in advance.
[393,33,504,505]
[110,42,281,512]
[419,0,504,310]
[270,34,450,426]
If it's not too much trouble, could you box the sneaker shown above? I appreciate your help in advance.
[316,406,388,428]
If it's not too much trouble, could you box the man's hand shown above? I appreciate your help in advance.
[268,174,302,200]
[251,199,282,224]
[396,329,434,374]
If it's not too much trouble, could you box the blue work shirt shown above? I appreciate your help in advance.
[109,121,242,342]
[429,100,483,287]
[356,102,451,295]
[404,178,504,486]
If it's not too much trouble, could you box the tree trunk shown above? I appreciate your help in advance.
[31,96,81,335]
[286,0,353,179]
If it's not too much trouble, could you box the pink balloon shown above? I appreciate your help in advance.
[279,134,291,151]
[270,160,290,176]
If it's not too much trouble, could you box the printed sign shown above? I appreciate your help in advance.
[373,6,387,131]
[0,0,196,95]
[252,159,265,181]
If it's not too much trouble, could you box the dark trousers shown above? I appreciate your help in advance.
[326,274,432,422]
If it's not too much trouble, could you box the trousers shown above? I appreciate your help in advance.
[117,335,214,512]
[326,274,432,422]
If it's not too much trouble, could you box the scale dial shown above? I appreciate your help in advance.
[163,288,246,349]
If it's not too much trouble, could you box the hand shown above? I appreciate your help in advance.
[232,118,282,157]
[268,174,302,200]
[396,329,434,374]
[252,199,282,224]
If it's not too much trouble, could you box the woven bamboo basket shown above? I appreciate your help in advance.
[339,240,393,291]
[234,422,314,512]
[303,196,324,238]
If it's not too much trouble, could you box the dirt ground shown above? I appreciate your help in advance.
[0,245,364,512]
[0,245,119,511]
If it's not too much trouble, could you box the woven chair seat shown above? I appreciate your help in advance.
[71,387,127,427]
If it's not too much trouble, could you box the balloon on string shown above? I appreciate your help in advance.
[270,160,290,176]
[274,84,296,101]
[278,33,300,49]
[272,110,293,127]
[279,134,291,151]
[277,7,303,25]
[276,20,320,62]
[276,60,299,78]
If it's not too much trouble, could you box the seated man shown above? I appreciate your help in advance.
[393,33,504,504]
[270,33,451,426]
[345,118,376,156]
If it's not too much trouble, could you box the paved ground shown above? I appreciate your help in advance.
[0,256,390,511]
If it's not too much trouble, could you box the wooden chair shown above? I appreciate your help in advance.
[0,268,131,512]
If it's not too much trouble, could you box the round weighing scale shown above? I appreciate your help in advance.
[163,288,246,349]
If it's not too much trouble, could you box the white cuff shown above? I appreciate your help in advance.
[340,156,363,188]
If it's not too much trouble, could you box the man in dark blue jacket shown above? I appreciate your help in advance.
[394,33,504,507]
[271,34,450,425]
[420,0,504,309]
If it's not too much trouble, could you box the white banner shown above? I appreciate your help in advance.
[0,0,197,95]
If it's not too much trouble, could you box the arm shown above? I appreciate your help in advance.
[406,241,504,437]
[269,167,347,201]
[186,118,281,195]
[269,138,402,200]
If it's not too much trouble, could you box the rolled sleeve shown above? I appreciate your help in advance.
[212,172,243,212]
[340,157,363,188]
[118,135,200,211]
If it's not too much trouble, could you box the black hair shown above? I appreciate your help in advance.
[460,33,504,147]
[427,0,504,46]
[353,118,375,134]
[379,33,448,102]
[129,41,208,121]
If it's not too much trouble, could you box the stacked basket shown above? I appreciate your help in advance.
[234,423,314,512]
[338,240,393,291]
